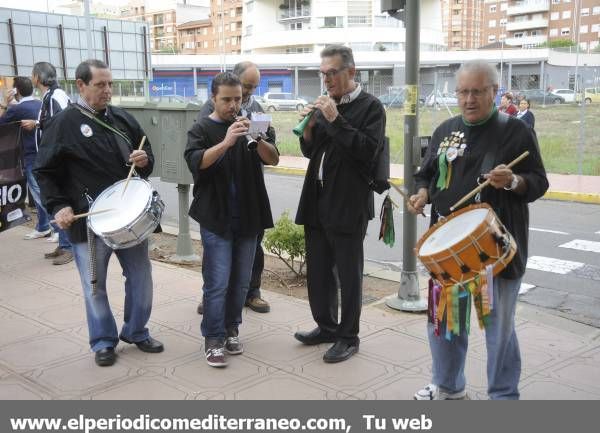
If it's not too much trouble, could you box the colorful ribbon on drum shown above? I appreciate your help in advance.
[428,264,495,340]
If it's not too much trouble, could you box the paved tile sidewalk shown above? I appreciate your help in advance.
[1,226,600,400]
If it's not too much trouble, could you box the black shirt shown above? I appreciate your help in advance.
[414,111,549,279]
[184,116,274,236]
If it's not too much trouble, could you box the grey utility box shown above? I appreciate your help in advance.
[120,102,200,183]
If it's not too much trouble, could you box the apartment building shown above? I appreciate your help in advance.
[482,0,600,52]
[241,0,444,54]
[441,0,485,50]
[178,0,243,55]
[121,0,210,53]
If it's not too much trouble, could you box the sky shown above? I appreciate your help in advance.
[0,0,129,13]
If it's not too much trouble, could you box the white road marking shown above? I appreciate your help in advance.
[559,239,600,254]
[519,283,536,295]
[529,227,569,235]
[527,256,585,274]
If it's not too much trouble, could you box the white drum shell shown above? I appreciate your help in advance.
[88,178,164,249]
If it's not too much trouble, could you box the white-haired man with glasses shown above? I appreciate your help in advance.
[408,60,548,400]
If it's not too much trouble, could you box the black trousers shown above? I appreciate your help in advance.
[248,230,264,299]
[304,220,368,343]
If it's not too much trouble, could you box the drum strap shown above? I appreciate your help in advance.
[475,113,510,203]
[74,105,135,171]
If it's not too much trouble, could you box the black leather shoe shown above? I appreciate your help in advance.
[95,348,116,367]
[323,340,359,363]
[120,336,164,353]
[294,328,336,345]
[197,302,203,315]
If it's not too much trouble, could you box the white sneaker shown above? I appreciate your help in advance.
[414,384,467,400]
[24,229,51,240]
[46,232,59,243]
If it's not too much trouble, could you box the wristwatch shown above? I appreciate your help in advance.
[504,174,519,191]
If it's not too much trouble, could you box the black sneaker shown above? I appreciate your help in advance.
[205,340,227,368]
[225,329,243,355]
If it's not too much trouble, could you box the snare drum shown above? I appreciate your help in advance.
[415,203,516,286]
[87,178,164,249]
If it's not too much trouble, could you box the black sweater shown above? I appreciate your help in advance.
[295,90,386,233]
[34,104,154,243]
[414,111,549,279]
[184,116,274,236]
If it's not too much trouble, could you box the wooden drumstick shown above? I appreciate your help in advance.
[50,208,115,224]
[449,150,530,212]
[121,135,147,197]
[388,180,427,217]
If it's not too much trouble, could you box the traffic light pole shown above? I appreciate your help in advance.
[386,0,427,312]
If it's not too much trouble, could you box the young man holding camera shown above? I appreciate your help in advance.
[184,72,278,368]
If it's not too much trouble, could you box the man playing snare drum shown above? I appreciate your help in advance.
[408,60,548,400]
[34,60,164,367]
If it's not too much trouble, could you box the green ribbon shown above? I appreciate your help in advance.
[436,152,448,190]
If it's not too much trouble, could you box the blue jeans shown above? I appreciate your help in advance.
[428,277,522,400]
[200,226,257,340]
[72,237,154,352]
[57,226,71,251]
[25,163,49,232]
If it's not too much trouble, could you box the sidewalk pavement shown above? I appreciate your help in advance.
[271,156,600,204]
[2,225,600,400]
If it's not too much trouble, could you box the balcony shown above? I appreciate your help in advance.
[505,34,547,46]
[507,1,549,16]
[279,7,311,20]
[506,18,549,31]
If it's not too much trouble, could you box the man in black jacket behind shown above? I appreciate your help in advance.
[294,45,385,363]
[34,60,164,367]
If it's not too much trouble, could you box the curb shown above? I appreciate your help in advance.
[266,166,600,205]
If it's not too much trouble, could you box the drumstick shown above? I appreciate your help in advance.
[50,208,115,224]
[388,180,426,217]
[121,135,147,197]
[449,150,530,212]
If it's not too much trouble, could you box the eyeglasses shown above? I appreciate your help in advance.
[455,87,491,99]
[319,67,347,79]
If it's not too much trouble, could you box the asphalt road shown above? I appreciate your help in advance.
[153,172,600,327]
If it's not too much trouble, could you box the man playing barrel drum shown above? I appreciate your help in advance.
[34,60,164,367]
[408,60,548,400]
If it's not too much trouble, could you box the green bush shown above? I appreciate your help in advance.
[263,210,306,277]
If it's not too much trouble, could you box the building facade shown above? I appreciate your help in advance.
[121,0,210,53]
[481,0,600,52]
[177,0,243,55]
[241,0,445,54]
[441,0,485,50]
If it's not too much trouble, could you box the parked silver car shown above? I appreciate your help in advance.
[262,92,308,111]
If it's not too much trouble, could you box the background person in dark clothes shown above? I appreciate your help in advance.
[21,62,73,265]
[34,60,164,367]
[516,98,535,130]
[184,72,279,368]
[0,77,45,238]
[408,60,548,400]
[293,45,385,363]
[195,61,274,315]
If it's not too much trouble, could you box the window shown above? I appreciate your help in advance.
[500,2,507,11]
[490,5,496,13]
[230,23,236,31]
[500,18,507,26]
[245,25,253,36]
[246,0,254,13]
[488,35,496,42]
[552,0,560,4]
[581,8,590,17]
[592,24,600,32]
[230,9,235,17]
[562,10,571,19]
[348,16,369,27]
[514,32,524,38]
[549,28,558,36]
[289,22,303,30]
[489,19,496,28]
[580,25,588,34]
[594,6,600,15]
[550,12,559,20]
[561,27,570,35]
[320,16,343,28]
[204,41,208,48]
